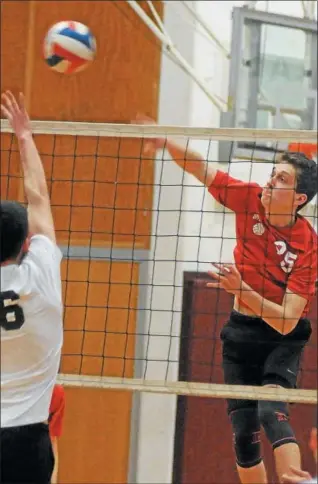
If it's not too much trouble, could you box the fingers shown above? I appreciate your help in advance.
[206,282,222,289]
[213,262,239,275]
[207,270,223,281]
[282,467,312,483]
[0,103,12,121]
[135,113,155,125]
[207,270,225,289]
[6,90,20,112]
[1,90,23,116]
[288,466,311,478]
[281,476,296,484]
[212,263,231,274]
[2,91,17,114]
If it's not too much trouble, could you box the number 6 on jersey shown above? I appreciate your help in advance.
[0,291,25,331]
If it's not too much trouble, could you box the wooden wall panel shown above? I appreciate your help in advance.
[1,1,162,248]
[60,259,139,378]
[58,387,132,483]
[1,1,30,94]
[31,134,154,248]
[0,134,22,201]
[28,1,162,122]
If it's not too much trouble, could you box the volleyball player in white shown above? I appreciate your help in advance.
[0,91,63,483]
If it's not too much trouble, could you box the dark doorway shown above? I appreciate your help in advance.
[173,272,317,484]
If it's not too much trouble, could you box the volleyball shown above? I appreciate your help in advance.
[43,21,96,74]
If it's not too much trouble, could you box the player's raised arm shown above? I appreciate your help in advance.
[135,114,217,187]
[1,91,55,243]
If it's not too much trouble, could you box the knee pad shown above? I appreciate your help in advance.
[258,400,297,449]
[230,408,262,468]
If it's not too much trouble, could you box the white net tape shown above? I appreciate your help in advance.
[57,375,317,404]
[1,119,317,142]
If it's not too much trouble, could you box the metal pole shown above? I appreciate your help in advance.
[126,0,225,111]
[180,1,230,58]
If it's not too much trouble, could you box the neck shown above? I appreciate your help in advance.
[0,259,17,268]
[265,211,296,228]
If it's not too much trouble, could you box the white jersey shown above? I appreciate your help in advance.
[1,235,63,428]
[303,479,317,484]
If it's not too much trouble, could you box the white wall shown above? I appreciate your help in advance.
[135,2,317,483]
[135,3,196,483]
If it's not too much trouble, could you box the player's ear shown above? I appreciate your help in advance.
[21,236,31,254]
[295,193,307,208]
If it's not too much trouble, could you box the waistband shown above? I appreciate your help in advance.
[1,422,49,432]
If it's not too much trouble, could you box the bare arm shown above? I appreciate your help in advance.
[207,264,307,335]
[164,139,217,187]
[51,437,59,484]
[136,115,217,187]
[236,284,307,335]
[1,91,55,242]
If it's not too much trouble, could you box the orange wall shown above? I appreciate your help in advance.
[58,259,139,483]
[1,0,162,248]
[1,0,162,121]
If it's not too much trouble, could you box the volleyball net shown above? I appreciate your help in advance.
[1,121,317,404]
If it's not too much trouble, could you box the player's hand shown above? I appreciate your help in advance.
[282,466,312,483]
[207,263,243,296]
[134,114,166,155]
[1,91,31,140]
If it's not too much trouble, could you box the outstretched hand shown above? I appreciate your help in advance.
[207,263,244,296]
[1,91,31,140]
[282,465,312,483]
[134,113,167,155]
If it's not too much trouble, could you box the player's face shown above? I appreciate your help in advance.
[261,163,306,215]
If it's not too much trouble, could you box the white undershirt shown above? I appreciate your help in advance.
[1,235,63,428]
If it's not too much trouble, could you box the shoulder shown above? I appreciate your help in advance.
[27,235,63,262]
[19,235,63,303]
[21,235,63,281]
[211,170,261,190]
[209,171,262,206]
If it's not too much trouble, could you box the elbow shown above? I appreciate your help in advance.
[280,318,298,335]
[27,189,49,205]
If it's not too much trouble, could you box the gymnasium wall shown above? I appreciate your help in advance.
[1,1,163,483]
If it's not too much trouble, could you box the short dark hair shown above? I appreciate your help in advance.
[279,151,318,211]
[0,201,28,263]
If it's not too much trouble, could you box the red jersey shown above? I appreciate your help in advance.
[48,384,65,438]
[209,171,317,316]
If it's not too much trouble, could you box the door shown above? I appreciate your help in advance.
[174,273,317,484]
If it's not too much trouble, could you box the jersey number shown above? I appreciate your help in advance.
[274,241,297,274]
[0,291,25,331]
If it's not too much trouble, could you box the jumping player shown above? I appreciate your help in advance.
[0,91,63,483]
[137,115,317,483]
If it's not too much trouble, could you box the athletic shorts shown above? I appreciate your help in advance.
[221,310,311,413]
[0,422,54,483]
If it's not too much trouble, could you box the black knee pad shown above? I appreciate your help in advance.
[258,400,297,449]
[230,408,262,468]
